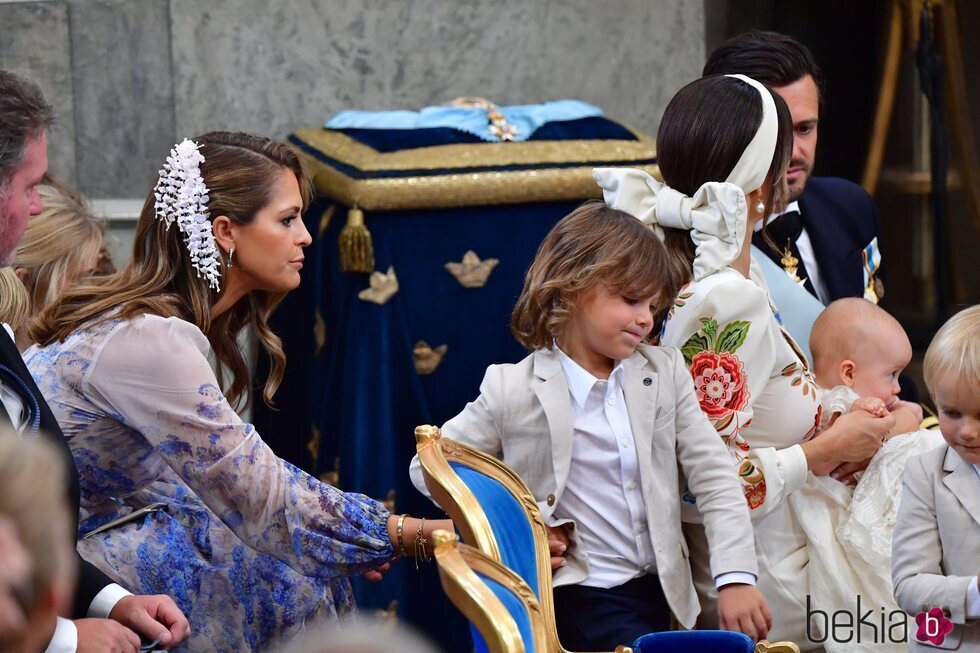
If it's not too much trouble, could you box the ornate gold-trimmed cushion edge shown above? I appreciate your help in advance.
[291,127,657,172]
[309,162,661,210]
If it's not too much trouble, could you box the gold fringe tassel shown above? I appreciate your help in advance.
[338,205,374,273]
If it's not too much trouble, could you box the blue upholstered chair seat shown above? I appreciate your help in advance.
[632,630,755,653]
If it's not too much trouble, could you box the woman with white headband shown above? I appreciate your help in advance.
[24,132,450,651]
[595,75,895,648]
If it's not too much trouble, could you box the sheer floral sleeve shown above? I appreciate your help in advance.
[661,270,821,519]
[82,315,393,580]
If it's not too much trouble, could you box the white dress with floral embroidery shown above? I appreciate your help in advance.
[660,262,908,651]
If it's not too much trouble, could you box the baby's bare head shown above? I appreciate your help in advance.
[810,299,911,401]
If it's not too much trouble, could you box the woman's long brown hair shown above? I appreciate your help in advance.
[31,131,313,408]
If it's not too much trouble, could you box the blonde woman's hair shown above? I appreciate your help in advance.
[511,200,676,351]
[14,182,106,319]
[0,429,74,613]
[0,268,30,332]
[32,132,314,408]
[923,304,980,398]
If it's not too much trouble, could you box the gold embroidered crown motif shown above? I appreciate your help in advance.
[357,266,399,305]
[413,341,448,375]
[445,250,499,288]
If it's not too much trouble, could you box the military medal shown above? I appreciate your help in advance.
[862,240,883,304]
[780,241,807,286]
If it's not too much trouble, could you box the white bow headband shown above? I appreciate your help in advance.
[594,74,778,281]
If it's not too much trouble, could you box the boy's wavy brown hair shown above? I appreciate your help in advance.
[511,200,676,351]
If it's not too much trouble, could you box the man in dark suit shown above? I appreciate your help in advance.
[0,69,188,653]
[703,30,884,306]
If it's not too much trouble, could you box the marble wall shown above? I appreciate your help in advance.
[1,0,706,198]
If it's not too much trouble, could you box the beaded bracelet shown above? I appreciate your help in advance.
[396,514,409,557]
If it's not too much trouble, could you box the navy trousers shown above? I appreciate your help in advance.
[553,574,671,650]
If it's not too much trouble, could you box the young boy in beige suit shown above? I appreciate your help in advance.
[892,305,980,651]
[410,203,769,650]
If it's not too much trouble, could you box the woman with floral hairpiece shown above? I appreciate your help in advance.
[24,132,450,652]
[595,75,896,649]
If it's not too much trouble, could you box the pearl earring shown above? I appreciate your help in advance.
[756,200,766,215]
[226,247,234,269]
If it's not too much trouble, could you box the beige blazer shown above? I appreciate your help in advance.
[892,445,980,651]
[409,344,758,629]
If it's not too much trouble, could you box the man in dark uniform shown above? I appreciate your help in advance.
[0,68,189,653]
[703,30,884,305]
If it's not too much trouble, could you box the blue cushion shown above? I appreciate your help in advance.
[478,573,537,653]
[632,631,755,653]
[451,462,539,598]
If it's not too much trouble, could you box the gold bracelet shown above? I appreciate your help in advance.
[396,514,408,557]
[414,517,428,569]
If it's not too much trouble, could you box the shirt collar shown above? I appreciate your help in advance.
[753,200,801,233]
[553,344,624,409]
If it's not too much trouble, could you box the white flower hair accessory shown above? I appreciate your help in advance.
[154,139,222,291]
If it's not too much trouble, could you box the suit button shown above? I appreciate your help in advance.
[546,493,556,506]
[643,377,653,386]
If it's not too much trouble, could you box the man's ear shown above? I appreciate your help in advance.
[211,215,235,254]
[839,360,856,387]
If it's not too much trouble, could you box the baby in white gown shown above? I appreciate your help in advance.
[788,299,943,651]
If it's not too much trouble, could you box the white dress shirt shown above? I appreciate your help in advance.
[969,464,980,619]
[0,324,132,653]
[756,201,832,305]
[554,347,754,590]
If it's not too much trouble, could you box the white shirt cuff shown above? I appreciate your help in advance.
[87,583,132,619]
[779,444,810,496]
[715,571,757,588]
[967,576,980,619]
[45,617,77,653]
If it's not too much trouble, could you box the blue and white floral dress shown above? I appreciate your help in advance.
[26,314,393,652]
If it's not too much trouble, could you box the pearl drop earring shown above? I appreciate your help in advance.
[756,200,766,215]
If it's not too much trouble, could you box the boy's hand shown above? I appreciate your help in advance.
[546,524,573,570]
[717,583,771,642]
[851,396,888,418]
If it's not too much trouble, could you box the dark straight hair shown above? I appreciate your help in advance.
[703,30,826,107]
[655,75,793,291]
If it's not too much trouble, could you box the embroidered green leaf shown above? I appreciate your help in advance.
[738,460,757,478]
[717,321,751,353]
[715,413,734,432]
[791,377,802,387]
[699,317,719,345]
[781,362,798,376]
[680,332,710,363]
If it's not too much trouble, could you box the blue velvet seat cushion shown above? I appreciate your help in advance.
[632,630,755,653]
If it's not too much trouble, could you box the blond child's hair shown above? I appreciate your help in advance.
[0,268,30,333]
[511,200,676,351]
[0,429,74,616]
[14,181,108,319]
[923,304,980,397]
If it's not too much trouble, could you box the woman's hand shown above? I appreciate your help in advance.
[547,524,573,570]
[803,410,894,471]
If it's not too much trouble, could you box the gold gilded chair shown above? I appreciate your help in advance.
[416,425,800,653]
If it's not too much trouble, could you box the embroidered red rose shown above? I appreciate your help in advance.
[744,482,767,509]
[689,350,750,419]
